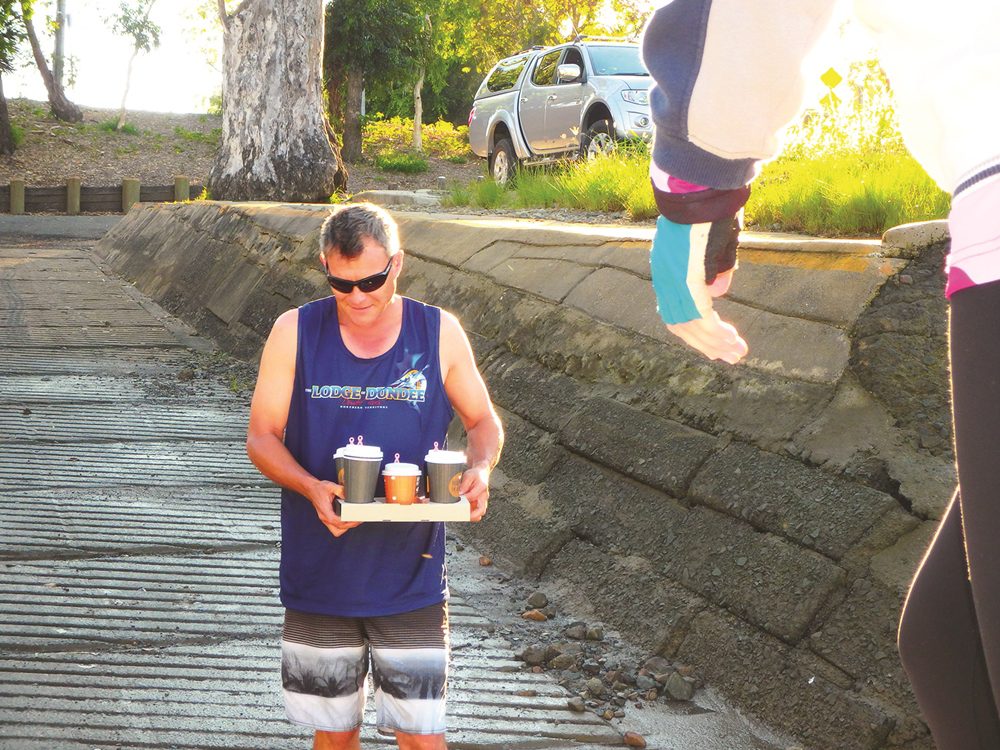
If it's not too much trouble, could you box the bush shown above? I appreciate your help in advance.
[99,119,139,135]
[374,151,429,174]
[9,123,24,147]
[363,115,472,160]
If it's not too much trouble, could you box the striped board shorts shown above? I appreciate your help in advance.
[281,601,449,736]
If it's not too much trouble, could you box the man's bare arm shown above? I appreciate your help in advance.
[440,312,503,522]
[246,309,359,537]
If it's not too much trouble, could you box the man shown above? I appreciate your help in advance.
[246,202,503,750]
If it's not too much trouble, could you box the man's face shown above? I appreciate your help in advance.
[322,236,401,328]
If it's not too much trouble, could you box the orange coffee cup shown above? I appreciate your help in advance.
[382,459,421,505]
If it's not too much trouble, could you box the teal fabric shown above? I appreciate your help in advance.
[650,216,701,324]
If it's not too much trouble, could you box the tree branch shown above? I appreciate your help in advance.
[217,0,229,30]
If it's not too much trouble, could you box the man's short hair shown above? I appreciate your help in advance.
[320,203,400,259]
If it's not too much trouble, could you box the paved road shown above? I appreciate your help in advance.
[0,240,621,749]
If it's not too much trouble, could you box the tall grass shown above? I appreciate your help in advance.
[444,149,658,220]
[747,150,949,235]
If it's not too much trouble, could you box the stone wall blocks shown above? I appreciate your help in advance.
[396,215,497,268]
[539,537,707,657]
[481,355,585,434]
[485,257,594,303]
[689,442,898,561]
[664,507,846,644]
[540,453,844,643]
[557,395,716,498]
[676,609,894,750]
[494,407,565,486]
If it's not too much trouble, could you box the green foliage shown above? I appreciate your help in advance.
[782,59,902,159]
[108,0,161,53]
[9,121,23,145]
[446,178,507,209]
[0,0,25,74]
[325,0,428,97]
[363,115,470,158]
[374,151,429,173]
[173,125,220,145]
[745,57,949,235]
[204,92,222,116]
[98,119,139,135]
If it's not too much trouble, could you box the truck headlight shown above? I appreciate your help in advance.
[621,90,649,105]
[631,114,651,129]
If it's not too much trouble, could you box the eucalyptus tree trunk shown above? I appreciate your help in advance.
[21,0,82,122]
[53,0,65,86]
[0,75,15,155]
[210,0,346,201]
[413,66,424,152]
[341,67,363,162]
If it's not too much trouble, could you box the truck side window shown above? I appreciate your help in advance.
[531,49,562,87]
[487,55,530,93]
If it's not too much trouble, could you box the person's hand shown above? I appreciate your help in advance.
[459,464,490,522]
[307,479,361,537]
[650,215,748,364]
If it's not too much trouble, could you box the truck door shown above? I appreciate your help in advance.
[545,47,586,151]
[519,48,563,152]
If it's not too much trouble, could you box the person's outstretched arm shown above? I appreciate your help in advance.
[641,0,840,362]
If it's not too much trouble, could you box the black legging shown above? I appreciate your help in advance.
[898,279,1000,748]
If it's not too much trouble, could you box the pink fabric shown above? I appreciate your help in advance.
[946,174,1000,298]
[650,162,709,194]
[666,175,709,194]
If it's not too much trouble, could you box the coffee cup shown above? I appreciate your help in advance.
[341,443,383,503]
[424,448,467,504]
[333,447,347,486]
[383,455,422,505]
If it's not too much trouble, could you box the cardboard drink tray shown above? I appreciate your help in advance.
[337,496,471,522]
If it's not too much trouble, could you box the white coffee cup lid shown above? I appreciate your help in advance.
[425,448,466,463]
[343,444,383,459]
[383,462,421,476]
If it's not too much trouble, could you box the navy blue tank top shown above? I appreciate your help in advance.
[280,296,454,616]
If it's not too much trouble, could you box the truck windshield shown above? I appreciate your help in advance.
[587,46,648,76]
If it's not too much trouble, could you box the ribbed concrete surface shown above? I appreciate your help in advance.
[0,243,620,749]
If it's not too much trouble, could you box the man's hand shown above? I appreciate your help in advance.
[306,479,361,538]
[650,215,748,364]
[459,464,490,522]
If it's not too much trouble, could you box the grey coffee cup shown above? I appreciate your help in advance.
[341,445,383,503]
[425,449,467,504]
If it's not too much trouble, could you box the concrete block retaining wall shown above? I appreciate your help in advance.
[96,202,953,750]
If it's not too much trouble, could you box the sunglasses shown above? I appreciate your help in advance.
[325,258,394,294]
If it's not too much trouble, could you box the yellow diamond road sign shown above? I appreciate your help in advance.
[821,67,843,89]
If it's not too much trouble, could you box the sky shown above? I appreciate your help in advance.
[6,0,223,114]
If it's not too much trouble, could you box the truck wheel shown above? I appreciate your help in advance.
[489,137,518,185]
[580,119,616,159]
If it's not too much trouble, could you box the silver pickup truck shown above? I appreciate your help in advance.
[468,39,652,183]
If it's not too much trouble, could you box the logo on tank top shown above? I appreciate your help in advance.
[306,365,428,409]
